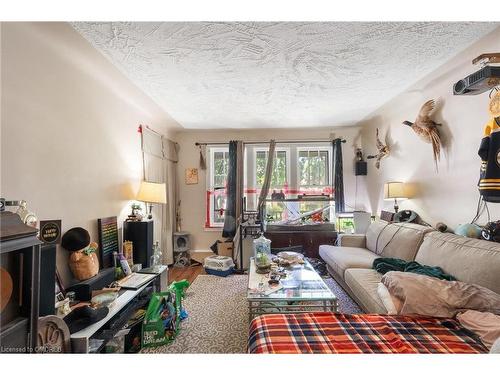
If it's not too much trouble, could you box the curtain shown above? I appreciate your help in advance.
[199,144,207,170]
[162,138,178,265]
[257,140,276,222]
[222,140,243,238]
[141,126,178,265]
[333,138,345,214]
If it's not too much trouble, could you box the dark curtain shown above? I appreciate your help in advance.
[223,140,243,238]
[333,138,345,214]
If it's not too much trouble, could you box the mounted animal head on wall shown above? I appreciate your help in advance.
[367,128,390,169]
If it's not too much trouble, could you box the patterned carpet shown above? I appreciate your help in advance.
[142,274,362,353]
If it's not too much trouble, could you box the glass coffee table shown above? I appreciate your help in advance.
[247,257,338,321]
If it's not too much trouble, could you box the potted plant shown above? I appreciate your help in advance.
[344,221,355,234]
[131,202,143,221]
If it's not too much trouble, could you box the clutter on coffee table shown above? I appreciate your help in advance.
[247,257,337,321]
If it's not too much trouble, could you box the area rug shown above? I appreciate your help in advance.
[142,274,362,354]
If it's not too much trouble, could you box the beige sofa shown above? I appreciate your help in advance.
[319,221,500,313]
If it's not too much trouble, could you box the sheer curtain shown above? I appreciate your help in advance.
[141,127,178,265]
[257,140,276,222]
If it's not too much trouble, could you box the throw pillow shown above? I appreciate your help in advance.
[456,310,500,349]
[381,271,500,318]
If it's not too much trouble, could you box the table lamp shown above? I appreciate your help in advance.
[384,182,407,213]
[137,181,167,220]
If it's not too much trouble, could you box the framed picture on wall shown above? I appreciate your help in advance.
[185,168,199,185]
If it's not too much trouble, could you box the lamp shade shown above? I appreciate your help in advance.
[384,182,407,199]
[137,181,167,204]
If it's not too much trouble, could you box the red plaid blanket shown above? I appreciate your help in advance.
[248,313,487,354]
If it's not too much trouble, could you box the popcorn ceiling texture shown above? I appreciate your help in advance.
[72,22,496,129]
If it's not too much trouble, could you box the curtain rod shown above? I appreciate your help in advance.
[195,139,346,146]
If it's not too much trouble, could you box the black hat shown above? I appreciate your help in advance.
[61,227,90,252]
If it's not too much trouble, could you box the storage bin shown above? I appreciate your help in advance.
[204,255,234,277]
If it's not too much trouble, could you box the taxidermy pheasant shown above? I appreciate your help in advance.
[367,128,390,169]
[403,99,442,171]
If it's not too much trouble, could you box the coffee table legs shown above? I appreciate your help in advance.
[248,298,338,322]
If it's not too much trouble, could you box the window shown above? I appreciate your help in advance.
[254,148,289,222]
[295,147,332,223]
[298,149,330,188]
[206,147,229,228]
[255,149,288,188]
[206,143,333,229]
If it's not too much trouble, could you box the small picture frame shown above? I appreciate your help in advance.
[39,220,62,244]
[185,168,199,185]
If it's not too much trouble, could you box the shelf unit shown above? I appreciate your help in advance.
[0,234,42,353]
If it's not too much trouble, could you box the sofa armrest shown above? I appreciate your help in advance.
[338,233,367,248]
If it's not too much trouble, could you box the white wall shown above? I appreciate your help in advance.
[1,22,181,285]
[358,26,500,229]
[174,126,365,250]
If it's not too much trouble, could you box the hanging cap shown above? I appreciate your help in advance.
[489,90,500,118]
[61,227,91,252]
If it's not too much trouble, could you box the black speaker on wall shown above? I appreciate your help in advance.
[355,161,368,176]
[123,220,154,268]
[39,244,56,316]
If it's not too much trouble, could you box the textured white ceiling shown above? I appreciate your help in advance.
[72,22,497,129]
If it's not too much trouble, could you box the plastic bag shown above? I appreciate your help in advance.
[141,279,189,348]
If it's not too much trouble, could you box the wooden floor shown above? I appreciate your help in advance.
[169,264,205,285]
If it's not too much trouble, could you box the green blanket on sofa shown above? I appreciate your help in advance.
[373,257,456,281]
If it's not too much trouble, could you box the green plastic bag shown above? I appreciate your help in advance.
[141,279,189,348]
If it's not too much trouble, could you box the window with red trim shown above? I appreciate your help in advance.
[206,147,229,228]
[205,143,334,229]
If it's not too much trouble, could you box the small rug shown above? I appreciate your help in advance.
[306,257,329,278]
[143,273,361,354]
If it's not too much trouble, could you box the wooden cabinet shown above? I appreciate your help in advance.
[264,230,337,258]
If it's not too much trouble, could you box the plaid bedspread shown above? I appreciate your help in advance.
[248,312,488,354]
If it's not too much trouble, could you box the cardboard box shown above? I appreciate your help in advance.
[189,250,215,265]
[217,241,234,258]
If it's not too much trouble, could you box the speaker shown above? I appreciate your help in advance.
[123,220,154,268]
[355,161,367,176]
[39,245,56,316]
[65,268,115,301]
[173,232,190,253]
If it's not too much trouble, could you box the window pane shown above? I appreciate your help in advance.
[214,176,225,187]
[208,148,229,227]
[256,151,266,187]
[214,194,226,223]
[255,150,287,189]
[299,149,329,187]
[272,151,287,187]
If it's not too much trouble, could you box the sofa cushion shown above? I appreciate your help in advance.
[344,268,387,314]
[415,231,500,294]
[365,221,434,260]
[337,233,366,248]
[319,245,380,278]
